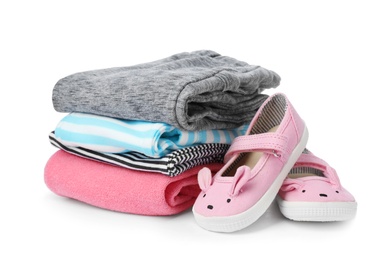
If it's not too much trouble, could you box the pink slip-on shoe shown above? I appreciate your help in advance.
[192,92,309,232]
[277,149,357,221]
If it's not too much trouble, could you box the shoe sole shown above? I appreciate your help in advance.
[276,196,357,222]
[192,126,309,232]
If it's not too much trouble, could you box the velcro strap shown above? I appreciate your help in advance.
[292,152,342,187]
[294,153,327,168]
[224,133,289,163]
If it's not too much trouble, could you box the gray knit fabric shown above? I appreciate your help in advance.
[52,50,280,131]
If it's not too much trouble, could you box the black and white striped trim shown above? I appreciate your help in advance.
[288,167,324,177]
[49,131,229,177]
[251,94,287,135]
[288,149,324,177]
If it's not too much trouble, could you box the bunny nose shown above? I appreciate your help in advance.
[207,205,214,210]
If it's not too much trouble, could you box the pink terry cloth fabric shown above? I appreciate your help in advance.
[44,150,223,216]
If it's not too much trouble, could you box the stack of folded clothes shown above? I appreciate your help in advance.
[44,50,281,216]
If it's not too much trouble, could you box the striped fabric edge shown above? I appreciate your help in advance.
[48,131,229,177]
[55,112,249,157]
[289,167,324,177]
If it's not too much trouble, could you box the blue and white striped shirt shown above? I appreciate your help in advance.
[54,113,249,158]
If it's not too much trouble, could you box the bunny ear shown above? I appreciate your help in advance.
[198,167,213,191]
[230,166,251,196]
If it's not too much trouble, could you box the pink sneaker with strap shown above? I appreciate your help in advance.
[277,149,357,221]
[192,92,308,232]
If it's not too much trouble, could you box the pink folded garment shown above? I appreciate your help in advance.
[44,150,223,216]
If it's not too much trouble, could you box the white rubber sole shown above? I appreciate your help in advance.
[193,126,309,232]
[276,196,357,222]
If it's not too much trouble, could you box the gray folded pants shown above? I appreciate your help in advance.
[52,50,280,131]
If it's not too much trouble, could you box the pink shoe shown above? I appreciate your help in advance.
[192,92,309,232]
[277,149,357,221]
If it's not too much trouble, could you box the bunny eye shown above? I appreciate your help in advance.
[203,194,206,198]
[227,198,231,203]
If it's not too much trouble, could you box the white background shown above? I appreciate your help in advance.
[1,1,385,259]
